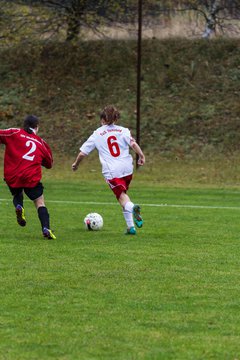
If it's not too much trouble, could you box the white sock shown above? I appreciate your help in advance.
[124,201,134,213]
[122,210,134,228]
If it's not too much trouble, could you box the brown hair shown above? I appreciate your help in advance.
[100,105,120,125]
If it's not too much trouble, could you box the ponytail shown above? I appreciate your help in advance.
[23,115,39,134]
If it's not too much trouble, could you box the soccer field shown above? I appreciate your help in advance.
[1,179,240,359]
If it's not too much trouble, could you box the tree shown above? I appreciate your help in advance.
[156,0,240,38]
[0,0,140,43]
[184,0,240,37]
[0,0,239,43]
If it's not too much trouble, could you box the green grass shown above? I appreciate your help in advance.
[1,174,240,359]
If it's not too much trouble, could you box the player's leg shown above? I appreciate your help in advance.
[34,196,56,240]
[25,183,56,239]
[118,192,136,235]
[8,186,26,226]
[118,175,143,230]
[107,175,143,234]
[106,177,135,234]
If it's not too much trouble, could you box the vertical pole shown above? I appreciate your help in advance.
[136,0,142,169]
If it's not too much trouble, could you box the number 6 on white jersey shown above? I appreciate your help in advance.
[22,140,37,161]
[107,136,120,157]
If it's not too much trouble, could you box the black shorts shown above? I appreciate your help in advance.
[8,182,44,201]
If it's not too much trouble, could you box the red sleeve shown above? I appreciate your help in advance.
[41,140,53,169]
[0,128,20,144]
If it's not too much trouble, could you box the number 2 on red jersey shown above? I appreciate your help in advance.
[22,140,37,161]
[107,136,120,157]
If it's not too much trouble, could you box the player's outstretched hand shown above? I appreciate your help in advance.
[137,155,145,166]
[72,163,78,171]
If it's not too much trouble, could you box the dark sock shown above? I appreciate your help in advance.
[13,193,24,208]
[38,206,50,230]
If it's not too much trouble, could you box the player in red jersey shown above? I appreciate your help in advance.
[72,105,145,235]
[0,115,56,240]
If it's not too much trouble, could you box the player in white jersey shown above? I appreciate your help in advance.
[72,105,145,235]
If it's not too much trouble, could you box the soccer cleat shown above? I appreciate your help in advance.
[15,204,26,227]
[125,226,136,235]
[43,227,56,240]
[133,204,143,228]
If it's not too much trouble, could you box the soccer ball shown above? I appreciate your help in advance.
[84,213,103,231]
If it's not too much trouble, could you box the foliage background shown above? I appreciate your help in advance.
[0,38,240,160]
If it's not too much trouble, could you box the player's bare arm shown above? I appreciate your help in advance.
[72,151,87,171]
[130,141,145,166]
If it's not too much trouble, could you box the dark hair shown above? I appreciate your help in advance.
[23,115,39,134]
[100,105,120,125]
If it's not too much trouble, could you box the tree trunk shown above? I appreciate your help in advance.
[202,0,221,38]
[66,15,81,41]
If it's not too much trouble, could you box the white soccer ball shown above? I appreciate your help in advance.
[84,213,103,231]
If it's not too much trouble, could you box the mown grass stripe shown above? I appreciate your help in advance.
[1,198,240,210]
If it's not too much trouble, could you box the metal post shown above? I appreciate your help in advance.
[136,0,142,169]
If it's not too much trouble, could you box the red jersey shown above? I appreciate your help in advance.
[0,128,53,188]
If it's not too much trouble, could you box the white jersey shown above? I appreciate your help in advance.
[80,124,134,180]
